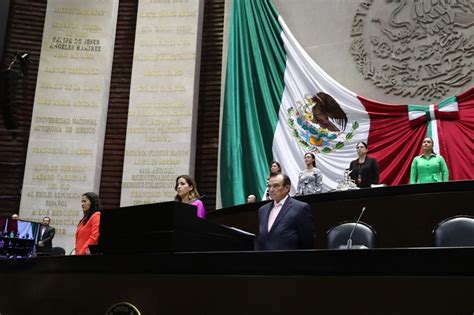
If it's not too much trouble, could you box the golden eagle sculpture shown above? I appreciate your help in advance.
[311,92,347,132]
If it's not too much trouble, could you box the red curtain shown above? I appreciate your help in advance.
[358,87,474,185]
[439,87,474,180]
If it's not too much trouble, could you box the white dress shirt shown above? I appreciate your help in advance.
[267,194,289,231]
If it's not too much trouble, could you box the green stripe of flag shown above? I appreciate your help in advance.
[220,0,286,207]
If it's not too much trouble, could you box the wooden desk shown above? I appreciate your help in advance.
[0,248,473,314]
[208,180,474,248]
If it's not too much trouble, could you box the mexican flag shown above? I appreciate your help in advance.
[219,0,474,208]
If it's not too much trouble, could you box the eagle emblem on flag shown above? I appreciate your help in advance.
[287,92,359,154]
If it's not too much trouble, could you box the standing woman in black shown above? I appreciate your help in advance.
[263,161,282,200]
[349,142,380,188]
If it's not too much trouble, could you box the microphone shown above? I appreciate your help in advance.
[346,206,366,249]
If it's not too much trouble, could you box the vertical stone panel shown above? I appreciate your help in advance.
[120,0,204,207]
[19,0,119,253]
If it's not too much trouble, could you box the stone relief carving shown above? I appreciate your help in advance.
[350,0,474,101]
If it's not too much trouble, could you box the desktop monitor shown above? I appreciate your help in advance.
[0,217,41,258]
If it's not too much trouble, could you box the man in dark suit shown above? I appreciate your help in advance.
[37,216,55,255]
[257,173,315,250]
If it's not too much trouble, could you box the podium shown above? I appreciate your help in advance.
[99,201,255,254]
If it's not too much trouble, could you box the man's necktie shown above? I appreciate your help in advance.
[267,202,282,232]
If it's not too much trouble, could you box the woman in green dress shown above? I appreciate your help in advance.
[410,137,449,184]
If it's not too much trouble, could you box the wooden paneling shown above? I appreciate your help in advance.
[98,0,138,210]
[0,0,45,216]
[195,0,225,211]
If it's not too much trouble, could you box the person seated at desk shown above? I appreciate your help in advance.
[410,137,449,184]
[37,216,55,255]
[175,175,206,219]
[348,142,380,188]
[257,173,315,250]
[247,194,256,203]
[75,192,101,255]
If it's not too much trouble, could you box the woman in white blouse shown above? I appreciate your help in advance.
[296,152,323,195]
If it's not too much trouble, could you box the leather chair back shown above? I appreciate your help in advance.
[51,247,66,256]
[433,215,474,247]
[327,221,376,249]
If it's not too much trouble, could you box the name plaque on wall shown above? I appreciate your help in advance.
[120,0,204,207]
[19,0,119,253]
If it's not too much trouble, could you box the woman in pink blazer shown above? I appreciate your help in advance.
[75,192,101,255]
[174,175,206,218]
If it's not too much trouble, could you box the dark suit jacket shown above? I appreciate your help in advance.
[38,226,55,252]
[257,196,315,250]
[349,156,380,188]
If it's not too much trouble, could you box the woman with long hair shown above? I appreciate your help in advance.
[348,142,380,188]
[263,160,282,200]
[175,175,206,218]
[296,152,323,195]
[268,161,281,178]
[75,192,101,255]
[410,137,449,183]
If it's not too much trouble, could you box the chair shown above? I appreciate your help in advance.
[50,247,66,256]
[327,221,376,249]
[433,215,474,247]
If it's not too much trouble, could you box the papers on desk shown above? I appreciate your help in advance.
[226,226,255,236]
[371,184,386,188]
